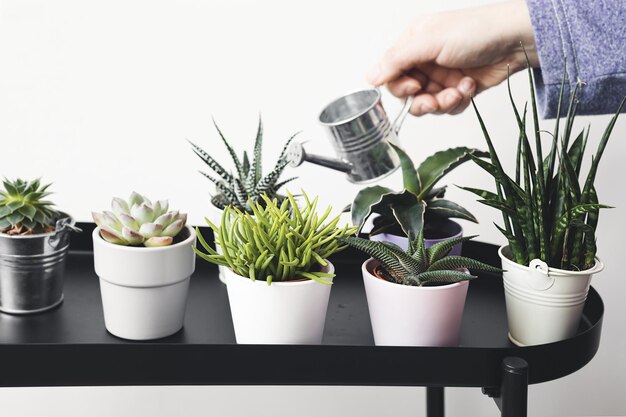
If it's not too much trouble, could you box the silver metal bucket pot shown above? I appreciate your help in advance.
[0,214,80,314]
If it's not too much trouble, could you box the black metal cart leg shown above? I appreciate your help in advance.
[483,357,528,417]
[426,386,444,417]
[500,357,528,417]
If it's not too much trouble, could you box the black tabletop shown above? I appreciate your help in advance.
[0,225,603,389]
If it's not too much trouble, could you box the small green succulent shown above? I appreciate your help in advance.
[189,117,297,213]
[340,213,501,287]
[93,192,187,247]
[0,178,60,235]
[194,191,358,284]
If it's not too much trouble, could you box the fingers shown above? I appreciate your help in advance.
[408,77,477,116]
[387,74,422,98]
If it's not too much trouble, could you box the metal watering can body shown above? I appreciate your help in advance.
[288,88,413,184]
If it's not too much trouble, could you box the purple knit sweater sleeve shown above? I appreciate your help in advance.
[526,0,626,118]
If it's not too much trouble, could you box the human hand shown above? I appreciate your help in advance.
[367,1,538,116]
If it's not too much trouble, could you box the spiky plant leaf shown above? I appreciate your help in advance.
[0,178,60,235]
[417,270,477,285]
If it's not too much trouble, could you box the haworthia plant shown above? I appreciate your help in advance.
[351,144,487,241]
[340,204,501,286]
[194,191,358,284]
[189,117,297,213]
[466,57,624,271]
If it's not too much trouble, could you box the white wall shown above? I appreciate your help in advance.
[1,0,625,415]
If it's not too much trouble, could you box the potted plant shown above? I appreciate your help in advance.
[351,143,487,255]
[194,191,358,344]
[92,192,195,340]
[189,117,297,282]
[0,178,80,314]
[339,204,500,347]
[466,62,625,346]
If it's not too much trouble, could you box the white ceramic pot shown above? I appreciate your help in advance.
[93,226,196,340]
[370,219,464,256]
[206,203,228,284]
[499,246,604,346]
[223,262,335,344]
[362,258,469,346]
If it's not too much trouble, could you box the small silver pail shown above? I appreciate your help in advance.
[0,214,79,314]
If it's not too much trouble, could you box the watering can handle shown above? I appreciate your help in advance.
[392,95,415,135]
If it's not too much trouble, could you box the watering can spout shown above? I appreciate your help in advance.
[287,142,353,174]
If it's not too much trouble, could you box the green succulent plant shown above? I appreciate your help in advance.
[194,191,358,285]
[340,202,500,286]
[92,192,187,247]
[466,59,624,271]
[189,117,297,213]
[351,144,487,240]
[0,178,60,235]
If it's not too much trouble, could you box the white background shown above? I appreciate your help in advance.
[1,0,625,416]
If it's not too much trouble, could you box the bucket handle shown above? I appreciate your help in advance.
[48,216,82,249]
[526,259,555,291]
[392,94,415,135]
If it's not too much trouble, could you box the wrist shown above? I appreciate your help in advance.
[498,0,539,69]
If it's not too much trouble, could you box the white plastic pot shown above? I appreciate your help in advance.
[361,258,469,346]
[223,262,334,344]
[499,245,604,346]
[93,226,196,340]
[370,219,464,256]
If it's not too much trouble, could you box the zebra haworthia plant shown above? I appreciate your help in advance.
[340,204,500,286]
[189,117,297,212]
[466,59,625,271]
[351,144,487,240]
[194,192,358,285]
[93,192,187,247]
[0,178,60,235]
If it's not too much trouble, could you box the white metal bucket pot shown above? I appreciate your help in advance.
[362,258,469,347]
[499,246,604,346]
[223,262,334,344]
[93,226,196,340]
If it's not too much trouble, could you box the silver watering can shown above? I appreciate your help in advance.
[287,88,413,184]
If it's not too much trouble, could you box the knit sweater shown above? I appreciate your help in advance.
[526,0,626,117]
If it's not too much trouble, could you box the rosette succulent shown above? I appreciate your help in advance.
[93,192,187,247]
[0,178,60,235]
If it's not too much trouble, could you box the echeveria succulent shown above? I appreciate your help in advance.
[93,192,187,247]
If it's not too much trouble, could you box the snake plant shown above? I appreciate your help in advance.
[340,203,500,286]
[189,117,297,213]
[194,191,358,284]
[0,178,60,235]
[351,144,487,240]
[466,59,624,271]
